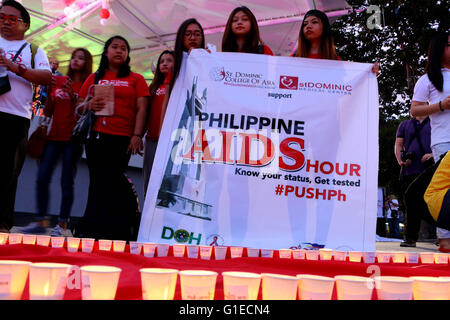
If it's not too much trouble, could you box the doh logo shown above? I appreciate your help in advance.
[161,226,202,245]
[279,75,298,90]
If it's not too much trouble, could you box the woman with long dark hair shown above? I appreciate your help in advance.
[406,32,450,251]
[143,50,174,196]
[21,48,93,236]
[295,9,379,74]
[295,9,338,60]
[222,6,273,55]
[75,35,149,240]
[171,18,205,91]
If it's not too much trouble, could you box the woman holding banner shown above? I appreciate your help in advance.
[143,50,174,198]
[222,6,273,55]
[408,32,450,252]
[74,35,149,241]
[171,18,206,93]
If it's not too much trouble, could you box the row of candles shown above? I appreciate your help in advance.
[1,232,449,264]
[0,260,449,300]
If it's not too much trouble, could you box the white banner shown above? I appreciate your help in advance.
[138,50,379,251]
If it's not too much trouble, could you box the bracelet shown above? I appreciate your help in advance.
[439,100,444,112]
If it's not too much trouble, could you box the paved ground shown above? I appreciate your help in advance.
[376,240,439,252]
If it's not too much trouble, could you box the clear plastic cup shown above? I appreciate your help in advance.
[81,238,95,253]
[187,245,199,259]
[214,246,227,260]
[156,243,170,257]
[80,265,122,300]
[297,274,335,300]
[261,273,298,300]
[319,249,333,261]
[411,276,450,300]
[113,240,126,253]
[230,246,243,258]
[279,249,292,259]
[247,248,260,258]
[222,271,261,300]
[179,270,218,300]
[22,235,36,245]
[335,275,374,300]
[0,260,31,299]
[199,246,212,260]
[67,237,80,253]
[374,276,414,300]
[98,239,112,251]
[129,242,142,255]
[140,268,178,300]
[143,243,156,258]
[173,244,186,257]
[29,263,71,300]
[292,249,306,260]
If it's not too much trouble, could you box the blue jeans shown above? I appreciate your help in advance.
[36,139,82,223]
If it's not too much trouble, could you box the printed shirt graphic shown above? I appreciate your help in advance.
[79,71,150,137]
[0,38,51,119]
[47,81,82,141]
[146,84,168,141]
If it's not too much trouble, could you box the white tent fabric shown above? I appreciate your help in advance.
[19,0,352,80]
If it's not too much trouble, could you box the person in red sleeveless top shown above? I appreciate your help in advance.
[294,9,378,73]
[75,36,150,241]
[222,6,273,55]
[20,48,93,236]
[143,50,174,197]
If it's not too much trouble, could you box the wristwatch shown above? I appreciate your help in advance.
[16,63,27,77]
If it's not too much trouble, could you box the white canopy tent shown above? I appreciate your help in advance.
[19,0,352,81]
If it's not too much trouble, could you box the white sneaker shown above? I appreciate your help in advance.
[50,225,66,237]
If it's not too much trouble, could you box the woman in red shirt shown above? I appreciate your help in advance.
[222,6,273,55]
[143,50,174,197]
[75,36,149,241]
[20,48,92,237]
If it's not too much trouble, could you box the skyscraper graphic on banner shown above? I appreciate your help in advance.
[156,77,212,220]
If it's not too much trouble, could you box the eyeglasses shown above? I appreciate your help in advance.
[0,13,24,24]
[184,31,202,38]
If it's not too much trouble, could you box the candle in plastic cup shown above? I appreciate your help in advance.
[113,240,126,253]
[232,246,247,258]
[405,252,419,264]
[179,270,218,300]
[67,237,80,253]
[80,265,122,300]
[81,238,95,253]
[143,243,156,258]
[348,251,362,262]
[8,233,22,245]
[140,268,178,300]
[434,253,449,264]
[51,237,65,248]
[333,250,347,261]
[22,235,36,245]
[156,244,170,257]
[363,252,377,263]
[36,235,51,247]
[187,245,199,259]
[261,273,298,300]
[292,249,306,260]
[260,249,274,258]
[411,276,450,300]
[173,244,185,257]
[247,248,260,258]
[335,275,374,300]
[392,252,407,263]
[279,249,292,259]
[419,252,434,264]
[0,233,8,245]
[29,263,71,300]
[222,272,261,300]
[0,260,31,300]
[374,276,414,300]
[376,251,391,263]
[98,239,112,251]
[199,246,212,260]
[214,246,227,260]
[297,274,335,300]
[230,246,243,258]
[129,242,142,255]
[305,250,319,261]
[319,249,333,261]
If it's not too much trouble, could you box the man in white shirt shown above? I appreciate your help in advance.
[385,195,400,238]
[0,0,52,232]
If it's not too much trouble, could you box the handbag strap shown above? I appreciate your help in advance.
[11,42,29,63]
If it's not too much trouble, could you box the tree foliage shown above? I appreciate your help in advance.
[331,0,449,194]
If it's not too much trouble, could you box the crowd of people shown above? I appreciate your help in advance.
[0,1,448,250]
